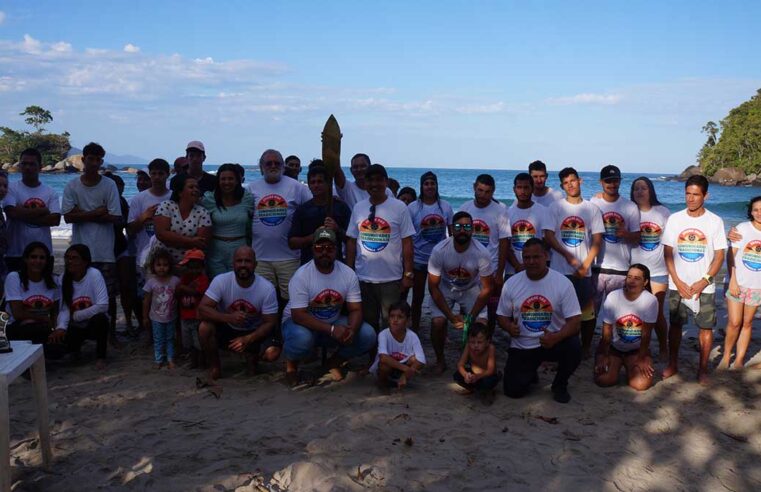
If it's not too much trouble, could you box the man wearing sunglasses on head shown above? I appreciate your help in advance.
[346,164,416,334]
[427,211,494,374]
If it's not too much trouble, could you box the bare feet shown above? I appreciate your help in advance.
[326,355,345,381]
[167,360,176,370]
[328,367,344,381]
[209,366,221,380]
[717,358,731,370]
[95,359,107,370]
[697,370,710,385]
[662,364,678,379]
[397,373,408,389]
[748,362,761,370]
[432,361,447,376]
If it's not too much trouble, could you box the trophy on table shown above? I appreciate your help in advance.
[0,311,12,353]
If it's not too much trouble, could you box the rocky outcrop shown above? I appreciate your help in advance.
[122,167,141,174]
[709,167,746,186]
[670,165,702,181]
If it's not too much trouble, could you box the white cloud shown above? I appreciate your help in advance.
[21,34,42,54]
[51,41,72,53]
[123,43,140,53]
[547,93,623,105]
[0,11,6,25]
[456,101,505,114]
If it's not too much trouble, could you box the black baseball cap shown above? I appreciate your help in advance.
[600,165,621,181]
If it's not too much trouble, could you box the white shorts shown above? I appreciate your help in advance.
[430,285,487,320]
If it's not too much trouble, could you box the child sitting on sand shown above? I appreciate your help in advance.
[143,248,180,369]
[454,322,500,404]
[370,300,426,391]
[175,249,209,369]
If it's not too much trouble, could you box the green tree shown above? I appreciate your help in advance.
[20,105,53,132]
[699,89,761,176]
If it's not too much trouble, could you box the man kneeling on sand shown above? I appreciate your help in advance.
[197,246,281,379]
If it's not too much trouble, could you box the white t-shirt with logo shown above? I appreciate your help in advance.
[662,209,727,295]
[56,267,109,329]
[248,177,311,261]
[408,200,454,265]
[4,272,60,324]
[428,237,493,293]
[602,289,658,352]
[128,189,172,265]
[61,176,122,263]
[590,196,640,272]
[337,180,394,210]
[457,200,511,271]
[548,199,605,277]
[143,276,181,323]
[347,197,416,283]
[497,269,581,349]
[730,221,761,289]
[532,187,564,208]
[631,205,671,278]
[204,272,279,331]
[369,328,427,374]
[283,260,361,323]
[506,202,550,274]
[3,181,61,257]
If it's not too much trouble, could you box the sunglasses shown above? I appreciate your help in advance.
[313,243,336,253]
[368,204,376,224]
[453,223,473,232]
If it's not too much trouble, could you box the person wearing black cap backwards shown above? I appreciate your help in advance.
[346,164,416,337]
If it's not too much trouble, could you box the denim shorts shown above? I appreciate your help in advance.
[650,275,668,286]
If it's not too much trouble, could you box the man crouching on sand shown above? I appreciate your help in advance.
[197,246,281,379]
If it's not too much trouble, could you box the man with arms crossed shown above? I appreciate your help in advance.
[662,175,726,384]
[498,238,582,403]
[428,211,493,374]
[198,246,280,380]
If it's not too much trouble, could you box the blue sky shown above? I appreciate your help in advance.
[0,1,759,172]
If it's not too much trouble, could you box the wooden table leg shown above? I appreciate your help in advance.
[29,358,52,471]
[1,382,10,492]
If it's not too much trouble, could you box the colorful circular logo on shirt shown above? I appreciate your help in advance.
[145,220,155,237]
[677,228,707,262]
[615,314,643,344]
[257,194,288,226]
[560,216,586,247]
[23,295,53,311]
[230,299,259,329]
[602,211,624,244]
[520,295,553,333]
[639,221,662,252]
[359,217,391,252]
[309,289,344,320]
[511,220,536,251]
[741,240,761,272]
[71,296,93,312]
[23,197,47,229]
[472,219,491,247]
[446,267,473,287]
[420,214,446,243]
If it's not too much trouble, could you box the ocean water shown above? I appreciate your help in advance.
[6,165,760,239]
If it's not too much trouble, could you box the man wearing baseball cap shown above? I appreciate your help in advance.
[169,140,216,195]
[282,227,376,385]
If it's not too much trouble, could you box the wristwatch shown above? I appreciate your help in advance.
[404,271,414,279]
[702,274,714,284]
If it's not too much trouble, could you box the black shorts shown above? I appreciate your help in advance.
[213,323,280,353]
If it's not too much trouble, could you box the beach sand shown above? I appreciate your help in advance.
[6,240,761,491]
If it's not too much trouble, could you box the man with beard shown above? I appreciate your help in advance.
[529,160,563,207]
[333,153,393,209]
[198,246,280,380]
[282,227,376,386]
[428,211,493,374]
[498,238,582,403]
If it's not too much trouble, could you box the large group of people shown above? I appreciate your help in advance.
[2,142,761,405]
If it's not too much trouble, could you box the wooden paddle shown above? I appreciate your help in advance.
[321,114,342,216]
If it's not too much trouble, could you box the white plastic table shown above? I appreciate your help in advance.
[0,341,52,492]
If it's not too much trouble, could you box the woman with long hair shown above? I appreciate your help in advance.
[4,242,62,351]
[201,163,253,277]
[719,196,761,370]
[153,174,212,267]
[594,263,658,391]
[407,171,453,331]
[630,176,670,360]
[58,244,110,369]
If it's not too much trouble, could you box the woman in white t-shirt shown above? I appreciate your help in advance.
[407,171,454,331]
[594,263,658,391]
[720,196,761,370]
[630,176,670,360]
[4,241,63,351]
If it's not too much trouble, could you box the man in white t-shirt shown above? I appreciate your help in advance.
[127,158,172,268]
[282,227,376,386]
[197,246,280,380]
[3,148,61,272]
[497,238,582,403]
[590,165,641,317]
[662,175,727,384]
[61,142,122,345]
[544,166,604,358]
[458,174,516,330]
[428,211,493,374]
[528,160,563,207]
[507,172,551,276]
[346,164,415,332]
[332,153,393,209]
[248,149,311,307]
